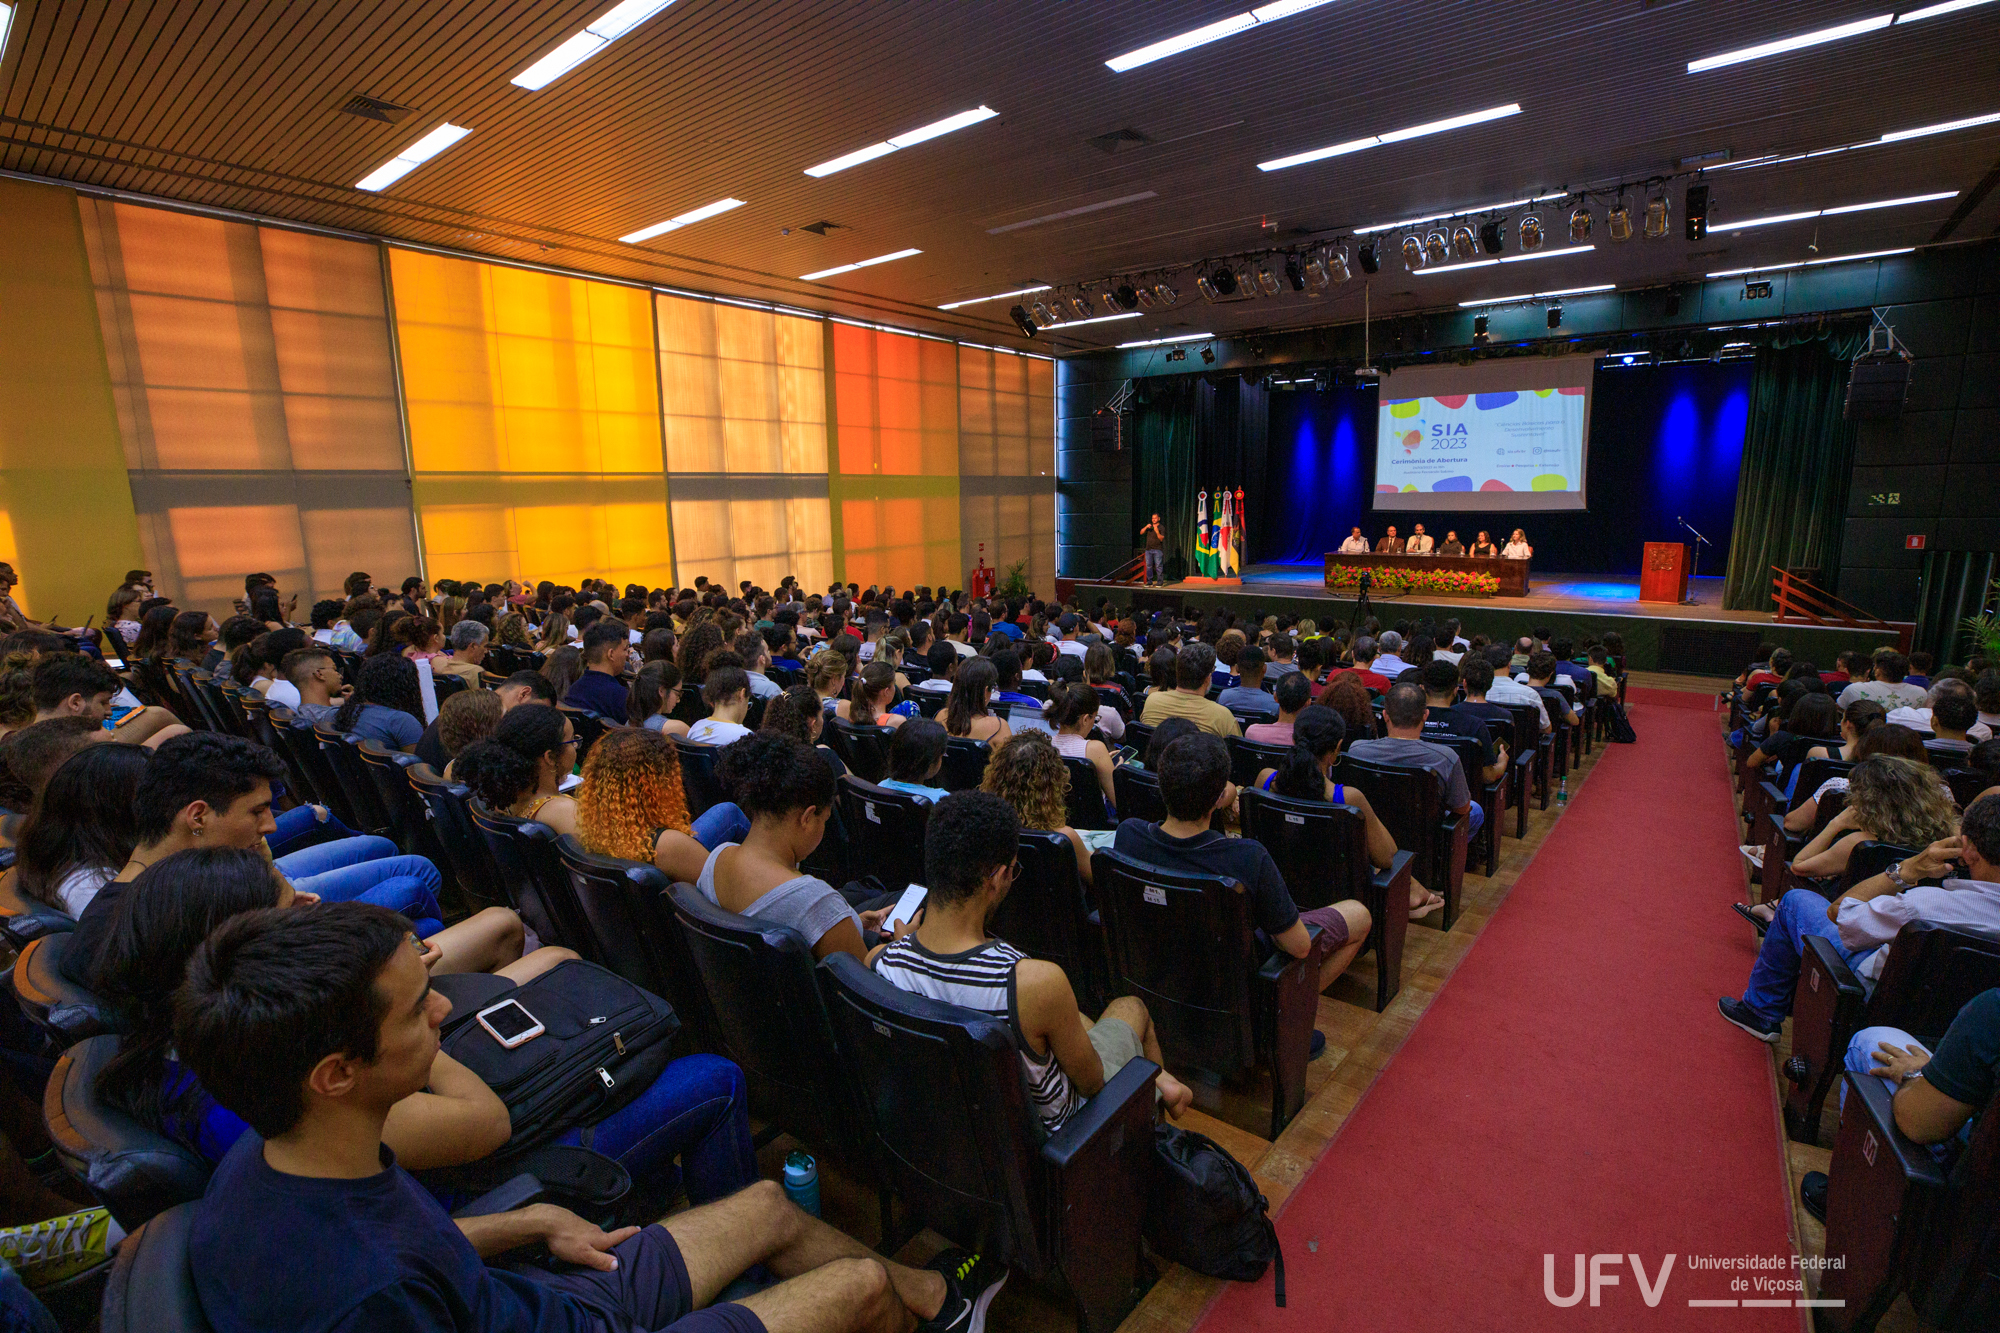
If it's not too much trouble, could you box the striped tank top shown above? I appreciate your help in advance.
[871,936,1082,1132]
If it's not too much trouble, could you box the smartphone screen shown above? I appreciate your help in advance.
[481,1000,539,1043]
[887,884,927,932]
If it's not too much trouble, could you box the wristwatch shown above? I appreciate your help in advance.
[1900,1069,1925,1086]
[1885,860,1912,889]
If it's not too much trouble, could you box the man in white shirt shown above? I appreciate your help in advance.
[1052,613,1088,659]
[1371,631,1411,679]
[1483,650,1552,732]
[1837,651,1929,711]
[1721,793,2000,1042]
[684,666,754,746]
[1888,680,1991,744]
[1337,527,1370,556]
[1406,524,1435,555]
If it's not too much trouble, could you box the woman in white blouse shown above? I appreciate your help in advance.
[1501,529,1533,560]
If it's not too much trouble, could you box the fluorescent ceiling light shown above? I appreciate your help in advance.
[1899,0,1994,20]
[936,284,1051,311]
[513,0,677,89]
[0,5,13,57]
[1822,189,1958,214]
[1687,14,1893,73]
[355,123,472,192]
[1414,259,1501,276]
[798,248,922,282]
[1720,190,1957,232]
[618,197,746,244]
[1118,332,1215,348]
[1880,109,2000,142]
[1259,103,1520,171]
[1457,284,1615,308]
[1722,341,1753,348]
[1721,209,1822,230]
[1500,243,1595,264]
[1104,2,1336,73]
[804,106,998,177]
[1705,246,1915,278]
[1049,311,1144,329]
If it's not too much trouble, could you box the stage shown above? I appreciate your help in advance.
[1060,563,1902,676]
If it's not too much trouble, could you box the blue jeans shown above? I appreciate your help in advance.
[1144,549,1164,584]
[1741,889,1862,1024]
[691,802,749,849]
[266,804,359,858]
[277,835,443,938]
[556,1054,755,1204]
[1464,801,1484,838]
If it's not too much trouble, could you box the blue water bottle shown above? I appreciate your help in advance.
[782,1150,821,1217]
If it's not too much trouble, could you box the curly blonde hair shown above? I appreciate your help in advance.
[980,729,1068,832]
[1847,754,1961,850]
[806,650,848,697]
[574,729,692,862]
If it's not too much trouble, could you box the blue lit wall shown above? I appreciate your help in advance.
[1254,359,1752,573]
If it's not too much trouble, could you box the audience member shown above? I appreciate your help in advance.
[331,654,426,750]
[877,717,951,803]
[1838,651,1927,710]
[455,704,580,838]
[563,621,634,723]
[1348,682,1482,840]
[1140,643,1240,738]
[686,665,754,746]
[1246,670,1311,747]
[13,744,148,916]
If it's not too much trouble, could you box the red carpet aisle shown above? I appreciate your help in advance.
[1195,690,1801,1332]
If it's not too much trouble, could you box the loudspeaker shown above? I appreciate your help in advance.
[1090,408,1124,452]
[1845,356,1913,420]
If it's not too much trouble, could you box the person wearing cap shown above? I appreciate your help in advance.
[1053,613,1087,659]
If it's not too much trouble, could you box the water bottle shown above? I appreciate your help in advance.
[1556,775,1569,808]
[782,1150,821,1217]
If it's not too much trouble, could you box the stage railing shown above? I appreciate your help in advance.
[1771,567,1913,652]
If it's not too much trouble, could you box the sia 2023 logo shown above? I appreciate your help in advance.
[1400,422,1470,455]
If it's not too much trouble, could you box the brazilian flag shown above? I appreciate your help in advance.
[1194,490,1220,577]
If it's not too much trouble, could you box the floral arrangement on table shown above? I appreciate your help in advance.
[1325,566,1501,597]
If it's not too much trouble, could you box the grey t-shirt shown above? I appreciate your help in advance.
[695,843,858,950]
[1837,680,1929,711]
[1346,736,1471,811]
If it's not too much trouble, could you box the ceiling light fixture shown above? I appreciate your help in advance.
[1355,241,1381,274]
[1118,332,1216,348]
[1568,208,1592,243]
[1256,264,1283,295]
[354,122,473,191]
[512,0,679,90]
[1353,192,1566,235]
[1049,310,1145,329]
[1258,103,1522,172]
[1008,306,1038,338]
[1285,258,1309,291]
[1723,189,1959,232]
[798,247,922,282]
[1685,184,1711,240]
[1153,281,1181,306]
[1517,214,1544,251]
[1879,109,2000,142]
[1104,0,1335,73]
[804,105,999,177]
[618,197,746,244]
[1479,219,1507,254]
[1607,202,1633,241]
[1686,13,1894,74]
[1424,232,1449,266]
[1451,225,1477,259]
[1644,194,1671,239]
[1897,0,1996,22]
[1704,246,1916,278]
[1457,283,1616,308]
[1327,249,1351,283]
[1547,304,1564,329]
[0,4,13,58]
[1401,236,1426,271]
[937,283,1053,311]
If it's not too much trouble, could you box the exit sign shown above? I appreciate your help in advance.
[1906,534,1927,549]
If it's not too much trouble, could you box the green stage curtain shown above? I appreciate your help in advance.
[1130,377,1248,581]
[1721,343,1859,612]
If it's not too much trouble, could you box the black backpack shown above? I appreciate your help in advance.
[1145,1122,1284,1306]
[1605,700,1637,744]
[438,959,679,1161]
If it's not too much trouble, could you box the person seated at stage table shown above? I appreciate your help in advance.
[1139,643,1240,738]
[1501,529,1533,560]
[1374,526,1405,554]
[1406,525,1435,555]
[1437,531,1466,557]
[1337,526,1370,556]
[1469,531,1499,558]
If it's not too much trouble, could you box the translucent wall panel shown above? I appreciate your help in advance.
[81,198,413,616]
[957,347,1055,597]
[391,249,672,587]
[829,324,960,592]
[655,294,832,590]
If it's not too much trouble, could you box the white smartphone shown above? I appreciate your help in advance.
[887,884,927,932]
[474,998,545,1049]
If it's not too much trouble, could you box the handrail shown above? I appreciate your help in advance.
[1100,554,1145,584]
[1771,567,1913,651]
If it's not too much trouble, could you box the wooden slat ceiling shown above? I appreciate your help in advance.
[3,0,1998,352]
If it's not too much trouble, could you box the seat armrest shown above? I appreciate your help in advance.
[1256,922,1324,982]
[1371,849,1414,903]
[1845,1073,1948,1187]
[1803,933,1865,997]
[451,1173,546,1219]
[1040,1059,1157,1333]
[1040,1058,1159,1170]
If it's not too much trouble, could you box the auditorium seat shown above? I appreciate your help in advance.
[44,1035,209,1231]
[0,869,74,950]
[553,838,705,1039]
[676,740,727,818]
[1334,754,1467,931]
[1425,732,1504,878]
[311,724,392,836]
[407,763,507,916]
[835,775,929,894]
[826,719,890,784]
[938,736,992,792]
[817,952,1156,1333]
[467,798,584,952]
[1059,755,1113,832]
[987,830,1111,1013]
[11,934,124,1048]
[1091,847,1327,1139]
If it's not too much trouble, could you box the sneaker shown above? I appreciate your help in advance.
[0,1207,117,1288]
[1800,1170,1828,1223]
[921,1249,1007,1333]
[1739,844,1765,868]
[1717,997,1782,1044]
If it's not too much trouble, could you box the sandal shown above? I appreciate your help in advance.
[1409,891,1446,921]
[1731,902,1772,936]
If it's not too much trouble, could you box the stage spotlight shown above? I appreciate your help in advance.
[1067,295,1092,319]
[1518,214,1544,251]
[1327,247,1351,283]
[1165,347,1186,362]
[1473,313,1491,346]
[1284,257,1308,291]
[1153,281,1180,306]
[1684,184,1710,241]
[1607,200,1634,241]
[1031,301,1056,326]
[1479,219,1506,254]
[1135,285,1157,309]
[1113,283,1141,310]
[1214,268,1239,297]
[1644,192,1670,239]
[1201,344,1216,364]
[1233,267,1258,298]
[1302,254,1329,289]
[1256,263,1282,295]
[1424,232,1449,266]
[1451,225,1477,260]
[1355,240,1381,273]
[1568,207,1592,243]
[1401,235,1425,270]
[1099,289,1123,315]
[1546,303,1563,328]
[1008,304,1038,337]
[1743,279,1773,300]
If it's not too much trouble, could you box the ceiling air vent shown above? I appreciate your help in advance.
[797,221,846,236]
[1086,128,1152,156]
[341,94,412,124]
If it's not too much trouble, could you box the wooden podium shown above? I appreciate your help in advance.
[1639,542,1690,603]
